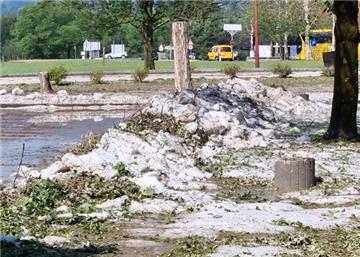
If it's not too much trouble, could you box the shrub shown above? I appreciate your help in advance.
[222,64,240,79]
[90,69,105,84]
[48,65,67,84]
[322,67,334,77]
[113,162,131,177]
[133,67,149,82]
[272,63,292,78]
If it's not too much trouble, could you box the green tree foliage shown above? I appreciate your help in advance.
[6,0,327,63]
[1,15,16,47]
[189,1,251,60]
[13,0,87,58]
[238,0,331,59]
[86,0,222,69]
[258,0,304,44]
[0,15,20,60]
[189,20,227,60]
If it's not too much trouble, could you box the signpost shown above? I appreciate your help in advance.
[159,44,164,52]
[188,40,193,50]
[253,0,260,68]
[223,24,242,43]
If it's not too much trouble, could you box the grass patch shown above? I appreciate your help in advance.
[275,227,360,257]
[213,176,275,203]
[159,236,217,257]
[258,76,333,89]
[1,59,325,75]
[198,155,260,177]
[161,226,360,257]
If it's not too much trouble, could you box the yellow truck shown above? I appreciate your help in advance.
[208,45,235,61]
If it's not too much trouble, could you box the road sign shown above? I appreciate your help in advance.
[188,40,194,50]
[310,39,317,47]
[224,24,242,32]
[224,24,242,40]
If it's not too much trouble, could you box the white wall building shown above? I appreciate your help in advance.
[81,40,101,59]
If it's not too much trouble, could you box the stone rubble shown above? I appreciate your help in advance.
[11,87,25,96]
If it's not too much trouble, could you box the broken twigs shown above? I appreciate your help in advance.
[13,143,25,188]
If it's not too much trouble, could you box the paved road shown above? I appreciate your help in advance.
[0,71,322,85]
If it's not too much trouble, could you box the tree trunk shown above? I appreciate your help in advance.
[325,0,359,140]
[332,13,336,51]
[274,158,315,194]
[284,0,289,60]
[141,0,155,70]
[172,21,192,92]
[284,33,288,60]
[304,0,312,61]
[39,72,53,93]
[144,31,155,70]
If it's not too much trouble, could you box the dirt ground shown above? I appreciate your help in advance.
[0,75,334,95]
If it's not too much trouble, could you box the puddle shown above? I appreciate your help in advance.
[0,109,134,181]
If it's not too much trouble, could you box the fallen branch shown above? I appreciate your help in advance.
[13,143,25,188]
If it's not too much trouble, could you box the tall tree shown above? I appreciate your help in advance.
[75,0,221,68]
[251,0,304,58]
[86,0,168,70]
[325,0,359,139]
[0,15,19,60]
[13,0,87,59]
[131,0,221,69]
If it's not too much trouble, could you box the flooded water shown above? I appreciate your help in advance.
[0,109,132,181]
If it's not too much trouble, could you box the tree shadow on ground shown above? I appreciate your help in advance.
[1,240,117,257]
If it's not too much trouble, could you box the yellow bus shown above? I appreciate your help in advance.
[296,29,360,60]
[296,29,332,60]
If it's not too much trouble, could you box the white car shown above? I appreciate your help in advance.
[104,52,127,59]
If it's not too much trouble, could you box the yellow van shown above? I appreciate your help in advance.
[208,45,234,61]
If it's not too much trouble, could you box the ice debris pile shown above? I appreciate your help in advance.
[145,78,328,150]
[14,79,330,211]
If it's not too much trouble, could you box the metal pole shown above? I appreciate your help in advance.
[103,47,105,67]
[254,0,260,68]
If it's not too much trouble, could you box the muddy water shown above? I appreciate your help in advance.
[0,110,132,181]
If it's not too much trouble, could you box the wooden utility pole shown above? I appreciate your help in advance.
[39,72,53,93]
[304,0,311,61]
[172,21,192,92]
[253,0,260,68]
